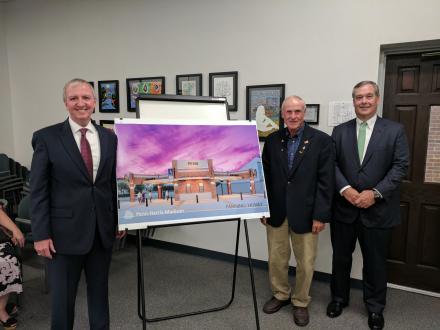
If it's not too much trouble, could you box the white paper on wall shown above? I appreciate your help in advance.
[328,101,356,126]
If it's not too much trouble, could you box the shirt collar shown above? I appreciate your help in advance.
[68,117,97,135]
[285,123,305,139]
[356,114,377,128]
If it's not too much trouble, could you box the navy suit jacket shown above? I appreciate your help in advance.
[262,125,335,233]
[332,117,409,228]
[30,119,118,254]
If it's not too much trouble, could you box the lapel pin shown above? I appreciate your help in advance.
[304,140,309,144]
[299,150,303,154]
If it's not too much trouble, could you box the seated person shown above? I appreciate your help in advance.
[0,208,25,329]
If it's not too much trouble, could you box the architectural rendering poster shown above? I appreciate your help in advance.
[115,120,270,229]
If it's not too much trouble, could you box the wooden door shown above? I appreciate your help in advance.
[383,52,440,292]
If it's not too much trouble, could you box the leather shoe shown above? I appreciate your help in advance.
[368,313,384,330]
[326,301,347,318]
[293,306,309,326]
[262,296,290,314]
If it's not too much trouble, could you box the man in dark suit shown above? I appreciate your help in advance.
[30,78,123,330]
[327,81,409,330]
[261,95,334,327]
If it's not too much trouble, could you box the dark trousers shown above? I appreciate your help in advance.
[48,234,113,330]
[330,220,392,313]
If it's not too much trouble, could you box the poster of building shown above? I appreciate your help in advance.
[115,120,270,229]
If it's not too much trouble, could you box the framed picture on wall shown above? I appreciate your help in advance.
[176,73,202,96]
[246,84,285,141]
[305,104,320,124]
[126,76,165,112]
[88,81,95,113]
[99,119,115,132]
[209,71,238,111]
[98,80,120,113]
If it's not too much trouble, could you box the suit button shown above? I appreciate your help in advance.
[287,181,291,184]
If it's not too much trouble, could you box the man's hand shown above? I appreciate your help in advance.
[260,217,268,226]
[34,239,56,259]
[116,230,127,239]
[354,190,376,208]
[312,220,325,234]
[342,187,360,205]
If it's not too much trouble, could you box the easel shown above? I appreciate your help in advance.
[135,218,260,329]
[119,95,266,329]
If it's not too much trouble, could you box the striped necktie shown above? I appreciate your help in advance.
[357,122,367,162]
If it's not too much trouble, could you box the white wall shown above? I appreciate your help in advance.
[3,0,440,279]
[0,3,14,157]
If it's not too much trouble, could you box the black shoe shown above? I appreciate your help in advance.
[368,313,384,330]
[262,296,290,314]
[326,301,347,318]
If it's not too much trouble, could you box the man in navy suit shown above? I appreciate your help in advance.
[261,95,334,326]
[327,81,409,330]
[30,78,123,330]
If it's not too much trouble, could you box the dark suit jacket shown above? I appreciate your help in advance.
[332,117,409,228]
[262,125,335,233]
[30,119,118,254]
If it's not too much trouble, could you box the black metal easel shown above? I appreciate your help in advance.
[135,218,260,329]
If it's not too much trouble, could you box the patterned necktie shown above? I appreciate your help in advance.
[357,122,367,162]
[80,128,93,180]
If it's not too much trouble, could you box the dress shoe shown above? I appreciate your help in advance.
[293,306,309,326]
[262,296,290,314]
[326,301,347,318]
[368,313,384,330]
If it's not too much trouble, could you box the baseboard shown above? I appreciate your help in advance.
[126,235,364,290]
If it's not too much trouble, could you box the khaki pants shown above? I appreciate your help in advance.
[266,219,318,307]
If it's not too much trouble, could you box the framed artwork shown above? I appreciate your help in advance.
[246,84,285,141]
[99,119,115,132]
[305,104,320,124]
[114,119,269,229]
[176,73,202,96]
[137,95,228,121]
[98,80,119,113]
[209,71,238,111]
[88,81,95,113]
[126,77,165,112]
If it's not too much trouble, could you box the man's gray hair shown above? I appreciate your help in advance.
[281,95,306,111]
[63,78,95,102]
[352,81,380,98]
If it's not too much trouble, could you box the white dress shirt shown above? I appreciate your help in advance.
[340,114,379,196]
[69,117,101,182]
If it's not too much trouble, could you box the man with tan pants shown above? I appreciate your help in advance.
[261,96,334,326]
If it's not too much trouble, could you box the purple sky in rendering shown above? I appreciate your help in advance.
[115,123,261,177]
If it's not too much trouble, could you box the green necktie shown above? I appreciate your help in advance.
[358,121,367,162]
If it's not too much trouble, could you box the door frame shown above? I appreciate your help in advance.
[378,39,440,298]
[378,39,440,108]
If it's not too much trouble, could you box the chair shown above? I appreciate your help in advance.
[0,154,24,216]
[15,195,49,293]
